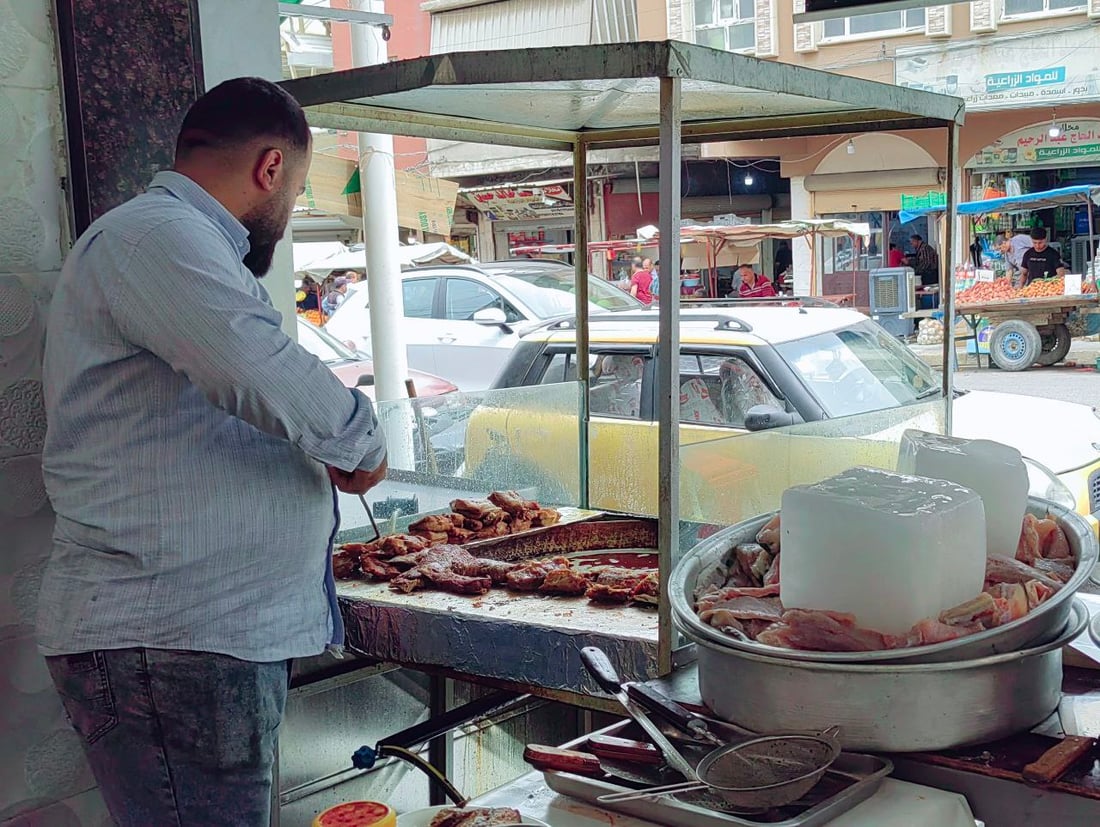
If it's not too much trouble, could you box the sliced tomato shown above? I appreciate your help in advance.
[313,801,395,827]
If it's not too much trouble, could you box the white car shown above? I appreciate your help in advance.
[323,262,643,391]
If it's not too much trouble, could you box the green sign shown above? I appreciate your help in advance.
[1035,144,1100,162]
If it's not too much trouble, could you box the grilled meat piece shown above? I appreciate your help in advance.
[505,557,571,591]
[447,527,475,544]
[473,522,509,540]
[428,807,523,827]
[586,568,649,603]
[508,517,533,533]
[411,530,450,546]
[488,489,539,516]
[451,498,506,525]
[390,570,425,593]
[532,507,560,527]
[410,514,455,534]
[359,555,401,581]
[539,566,591,596]
[332,549,360,579]
[421,562,492,595]
[479,559,519,585]
[630,571,660,604]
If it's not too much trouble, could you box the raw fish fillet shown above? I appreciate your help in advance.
[985,583,1028,626]
[939,592,995,627]
[1015,514,1041,565]
[757,609,892,652]
[907,618,984,646]
[755,514,781,551]
[698,596,783,625]
[1038,520,1072,559]
[734,543,771,585]
[763,555,780,587]
[696,585,781,614]
[1032,558,1075,583]
[1025,579,1056,609]
[985,555,1063,591]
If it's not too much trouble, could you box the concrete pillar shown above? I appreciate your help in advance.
[789,175,813,295]
[197,0,296,338]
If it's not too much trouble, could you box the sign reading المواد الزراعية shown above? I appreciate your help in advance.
[894,25,1100,112]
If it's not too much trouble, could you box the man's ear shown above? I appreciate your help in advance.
[253,147,284,193]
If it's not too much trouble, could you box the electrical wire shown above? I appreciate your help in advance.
[380,744,468,806]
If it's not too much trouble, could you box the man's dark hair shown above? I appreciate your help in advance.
[1030,227,1048,241]
[888,243,897,250]
[910,234,923,242]
[176,77,310,159]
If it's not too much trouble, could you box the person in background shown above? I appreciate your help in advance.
[733,263,777,298]
[906,234,940,289]
[296,274,320,311]
[773,240,792,280]
[342,269,362,284]
[38,78,388,826]
[1008,227,1033,275]
[651,260,660,302]
[631,257,654,305]
[322,276,350,315]
[887,243,906,268]
[1020,227,1068,285]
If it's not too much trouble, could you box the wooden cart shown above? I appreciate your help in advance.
[955,294,1099,371]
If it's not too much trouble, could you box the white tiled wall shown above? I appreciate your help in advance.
[0,0,108,824]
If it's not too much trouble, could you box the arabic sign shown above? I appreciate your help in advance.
[463,184,574,221]
[895,26,1100,111]
[968,119,1100,170]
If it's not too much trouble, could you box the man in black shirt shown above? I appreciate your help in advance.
[1020,227,1067,285]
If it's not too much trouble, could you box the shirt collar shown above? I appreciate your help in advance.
[148,170,251,256]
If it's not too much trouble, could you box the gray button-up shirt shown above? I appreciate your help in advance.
[38,171,386,662]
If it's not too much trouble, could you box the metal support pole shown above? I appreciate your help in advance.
[427,675,454,806]
[656,75,682,676]
[942,123,960,434]
[1087,193,1096,281]
[574,141,590,509]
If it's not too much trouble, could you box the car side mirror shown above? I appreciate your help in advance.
[744,404,800,432]
[473,307,512,332]
[356,373,375,387]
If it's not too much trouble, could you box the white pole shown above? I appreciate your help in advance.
[351,1,415,466]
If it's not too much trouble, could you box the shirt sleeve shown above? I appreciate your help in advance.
[94,218,386,473]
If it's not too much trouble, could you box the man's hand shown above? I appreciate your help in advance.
[327,456,387,494]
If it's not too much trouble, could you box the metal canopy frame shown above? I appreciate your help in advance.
[281,40,965,675]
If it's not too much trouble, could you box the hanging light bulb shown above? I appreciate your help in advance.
[744,172,754,186]
[846,139,856,155]
[1048,110,1061,138]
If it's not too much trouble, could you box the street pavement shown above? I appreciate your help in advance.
[909,339,1100,407]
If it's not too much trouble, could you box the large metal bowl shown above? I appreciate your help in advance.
[671,499,1097,664]
[690,599,1088,753]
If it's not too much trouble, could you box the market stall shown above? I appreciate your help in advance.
[271,41,1100,827]
[902,185,1100,370]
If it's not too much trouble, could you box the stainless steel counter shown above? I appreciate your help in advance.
[337,581,658,700]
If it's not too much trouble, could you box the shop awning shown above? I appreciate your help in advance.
[300,241,474,274]
[899,184,1100,224]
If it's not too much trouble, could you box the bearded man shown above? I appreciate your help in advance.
[37,77,387,825]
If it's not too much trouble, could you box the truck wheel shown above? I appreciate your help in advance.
[989,320,1042,371]
[1036,323,1071,366]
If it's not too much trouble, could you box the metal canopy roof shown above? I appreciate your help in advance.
[281,40,965,151]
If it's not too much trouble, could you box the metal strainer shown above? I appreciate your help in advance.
[598,727,840,812]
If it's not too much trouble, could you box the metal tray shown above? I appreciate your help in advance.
[542,721,893,827]
[671,499,1097,664]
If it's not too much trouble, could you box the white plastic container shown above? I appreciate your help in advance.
[781,467,987,636]
[897,430,1028,557]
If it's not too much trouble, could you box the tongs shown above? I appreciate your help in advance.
[358,493,381,542]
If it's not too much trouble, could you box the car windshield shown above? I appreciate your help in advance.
[297,319,363,364]
[775,320,940,418]
[489,268,642,315]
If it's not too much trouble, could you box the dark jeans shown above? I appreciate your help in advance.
[46,648,289,827]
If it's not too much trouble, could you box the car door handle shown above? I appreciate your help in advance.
[437,335,456,344]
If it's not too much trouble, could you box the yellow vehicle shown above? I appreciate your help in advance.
[464,304,1100,528]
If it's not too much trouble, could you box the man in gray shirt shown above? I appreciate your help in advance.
[38,78,387,825]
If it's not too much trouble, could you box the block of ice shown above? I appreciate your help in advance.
[781,467,987,636]
[897,430,1028,557]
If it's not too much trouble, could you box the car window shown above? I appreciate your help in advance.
[775,320,938,418]
[488,269,642,313]
[590,353,648,420]
[403,278,436,319]
[297,320,343,364]
[677,353,782,428]
[444,278,523,323]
